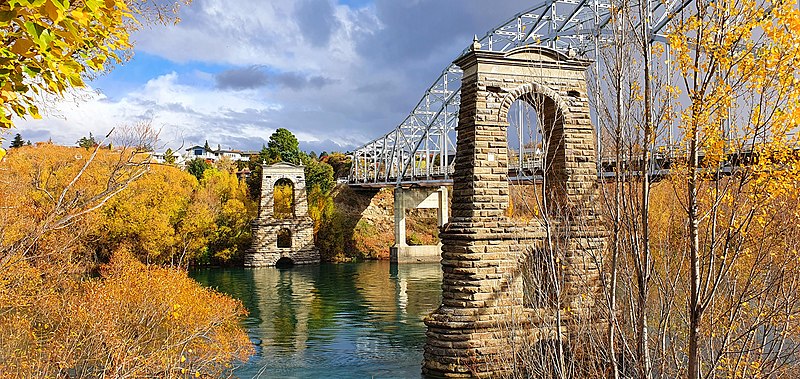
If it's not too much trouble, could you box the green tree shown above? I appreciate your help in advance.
[76,133,98,149]
[303,157,335,194]
[163,148,176,165]
[246,154,264,201]
[245,129,303,201]
[186,158,210,181]
[0,1,186,129]
[265,128,301,164]
[10,133,24,148]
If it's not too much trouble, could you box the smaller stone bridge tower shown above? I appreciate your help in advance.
[245,162,319,267]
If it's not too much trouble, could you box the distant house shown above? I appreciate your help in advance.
[185,145,217,162]
[151,150,185,166]
[184,145,259,163]
[236,167,252,180]
[215,148,251,162]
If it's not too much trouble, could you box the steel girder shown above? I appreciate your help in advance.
[349,0,692,186]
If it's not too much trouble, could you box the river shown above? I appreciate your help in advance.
[191,261,442,378]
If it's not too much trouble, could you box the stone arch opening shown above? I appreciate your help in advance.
[503,88,576,315]
[275,256,294,268]
[273,178,295,219]
[504,87,568,184]
[277,228,292,248]
[502,87,569,220]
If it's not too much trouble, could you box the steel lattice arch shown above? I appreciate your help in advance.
[348,0,692,186]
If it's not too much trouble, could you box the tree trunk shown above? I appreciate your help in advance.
[687,113,701,379]
[637,6,653,377]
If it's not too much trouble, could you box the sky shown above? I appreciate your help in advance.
[7,0,534,153]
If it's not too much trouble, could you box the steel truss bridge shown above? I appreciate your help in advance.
[348,0,694,187]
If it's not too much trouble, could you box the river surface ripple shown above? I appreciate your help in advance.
[191,261,442,379]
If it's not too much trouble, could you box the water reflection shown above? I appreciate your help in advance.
[191,261,442,378]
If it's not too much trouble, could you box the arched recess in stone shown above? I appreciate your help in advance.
[521,246,559,309]
[275,256,294,268]
[499,82,571,207]
[273,178,295,219]
[277,228,292,248]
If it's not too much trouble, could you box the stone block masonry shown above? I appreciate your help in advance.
[245,162,319,267]
[422,44,605,377]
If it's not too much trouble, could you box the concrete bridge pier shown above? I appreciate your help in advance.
[390,186,449,263]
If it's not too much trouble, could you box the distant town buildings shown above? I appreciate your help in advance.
[151,144,260,166]
[183,144,258,163]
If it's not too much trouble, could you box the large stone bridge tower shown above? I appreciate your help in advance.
[245,162,319,267]
[422,43,605,377]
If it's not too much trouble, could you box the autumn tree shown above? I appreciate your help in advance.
[214,155,237,173]
[661,0,800,376]
[197,167,256,265]
[0,0,188,129]
[0,129,253,376]
[95,164,198,264]
[322,152,352,179]
[303,156,335,193]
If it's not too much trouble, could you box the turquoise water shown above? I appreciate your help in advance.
[191,262,442,379]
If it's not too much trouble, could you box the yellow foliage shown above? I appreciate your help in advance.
[0,0,188,129]
[0,250,252,377]
[86,164,257,266]
[0,144,253,376]
[98,164,198,263]
[273,181,294,219]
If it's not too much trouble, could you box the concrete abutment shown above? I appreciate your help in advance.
[390,186,450,263]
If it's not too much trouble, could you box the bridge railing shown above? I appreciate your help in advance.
[347,0,696,187]
[348,144,774,187]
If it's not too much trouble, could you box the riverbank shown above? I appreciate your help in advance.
[314,185,439,262]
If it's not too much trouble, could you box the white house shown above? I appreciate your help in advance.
[151,150,185,166]
[184,145,218,161]
[183,144,258,163]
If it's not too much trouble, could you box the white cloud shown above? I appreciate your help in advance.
[14,73,284,150]
[7,0,537,154]
[132,0,375,74]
